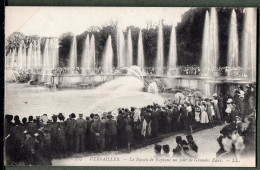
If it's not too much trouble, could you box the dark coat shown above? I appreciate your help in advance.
[66,119,76,136]
[76,118,87,135]
[106,119,117,136]
[151,111,159,135]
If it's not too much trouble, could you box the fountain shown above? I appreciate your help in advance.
[137,30,145,69]
[69,35,77,69]
[32,41,37,69]
[242,8,257,82]
[126,29,133,67]
[201,11,210,73]
[167,25,177,73]
[27,43,33,70]
[10,48,16,68]
[42,39,49,82]
[17,41,25,70]
[209,8,219,70]
[117,28,125,68]
[227,9,239,68]
[88,65,163,114]
[90,34,96,72]
[81,34,90,72]
[52,38,59,69]
[37,39,41,68]
[102,35,113,73]
[156,20,164,74]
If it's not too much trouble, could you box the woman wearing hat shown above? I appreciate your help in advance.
[212,93,221,120]
[57,113,67,153]
[200,101,209,125]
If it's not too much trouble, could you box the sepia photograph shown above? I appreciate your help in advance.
[4,7,256,167]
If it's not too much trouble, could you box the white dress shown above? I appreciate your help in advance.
[200,105,209,124]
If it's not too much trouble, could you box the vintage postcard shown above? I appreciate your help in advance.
[4,7,256,167]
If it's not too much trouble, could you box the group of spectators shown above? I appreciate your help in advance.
[154,134,198,158]
[5,83,256,165]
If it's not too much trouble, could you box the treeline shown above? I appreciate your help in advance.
[5,8,244,67]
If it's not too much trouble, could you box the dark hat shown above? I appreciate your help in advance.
[94,114,100,119]
[186,134,194,141]
[176,136,182,144]
[71,113,76,118]
[154,144,162,152]
[163,145,170,153]
[52,115,57,119]
[79,113,83,117]
[220,125,234,136]
[181,140,189,147]
[107,114,112,119]
[58,113,65,121]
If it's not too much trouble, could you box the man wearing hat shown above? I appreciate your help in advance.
[21,130,36,165]
[106,113,118,150]
[27,116,37,134]
[66,113,77,152]
[90,114,104,152]
[116,110,125,148]
[76,113,86,152]
[85,116,93,151]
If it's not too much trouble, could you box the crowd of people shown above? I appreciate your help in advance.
[154,134,198,158]
[4,83,256,165]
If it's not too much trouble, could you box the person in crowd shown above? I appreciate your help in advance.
[172,136,182,157]
[200,101,209,125]
[66,113,77,152]
[101,113,107,150]
[180,140,198,158]
[180,103,188,132]
[50,115,59,152]
[205,99,214,124]
[132,108,142,142]
[14,115,22,126]
[162,145,170,157]
[117,110,125,148]
[154,144,162,157]
[194,101,201,124]
[218,94,225,120]
[57,113,67,153]
[186,102,194,134]
[171,103,180,131]
[21,130,35,165]
[106,113,118,150]
[85,116,93,151]
[151,108,159,138]
[76,113,86,152]
[91,114,104,152]
[212,93,221,120]
[27,115,37,134]
[186,135,198,153]
[123,112,134,150]
[225,99,236,126]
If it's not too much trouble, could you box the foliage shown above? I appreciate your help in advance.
[5,8,245,67]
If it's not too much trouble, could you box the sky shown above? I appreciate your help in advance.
[5,7,191,37]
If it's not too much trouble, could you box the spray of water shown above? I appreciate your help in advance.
[242,8,257,82]
[168,25,177,72]
[227,9,239,68]
[137,30,144,68]
[69,36,77,69]
[102,35,113,73]
[126,29,133,67]
[156,20,164,74]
